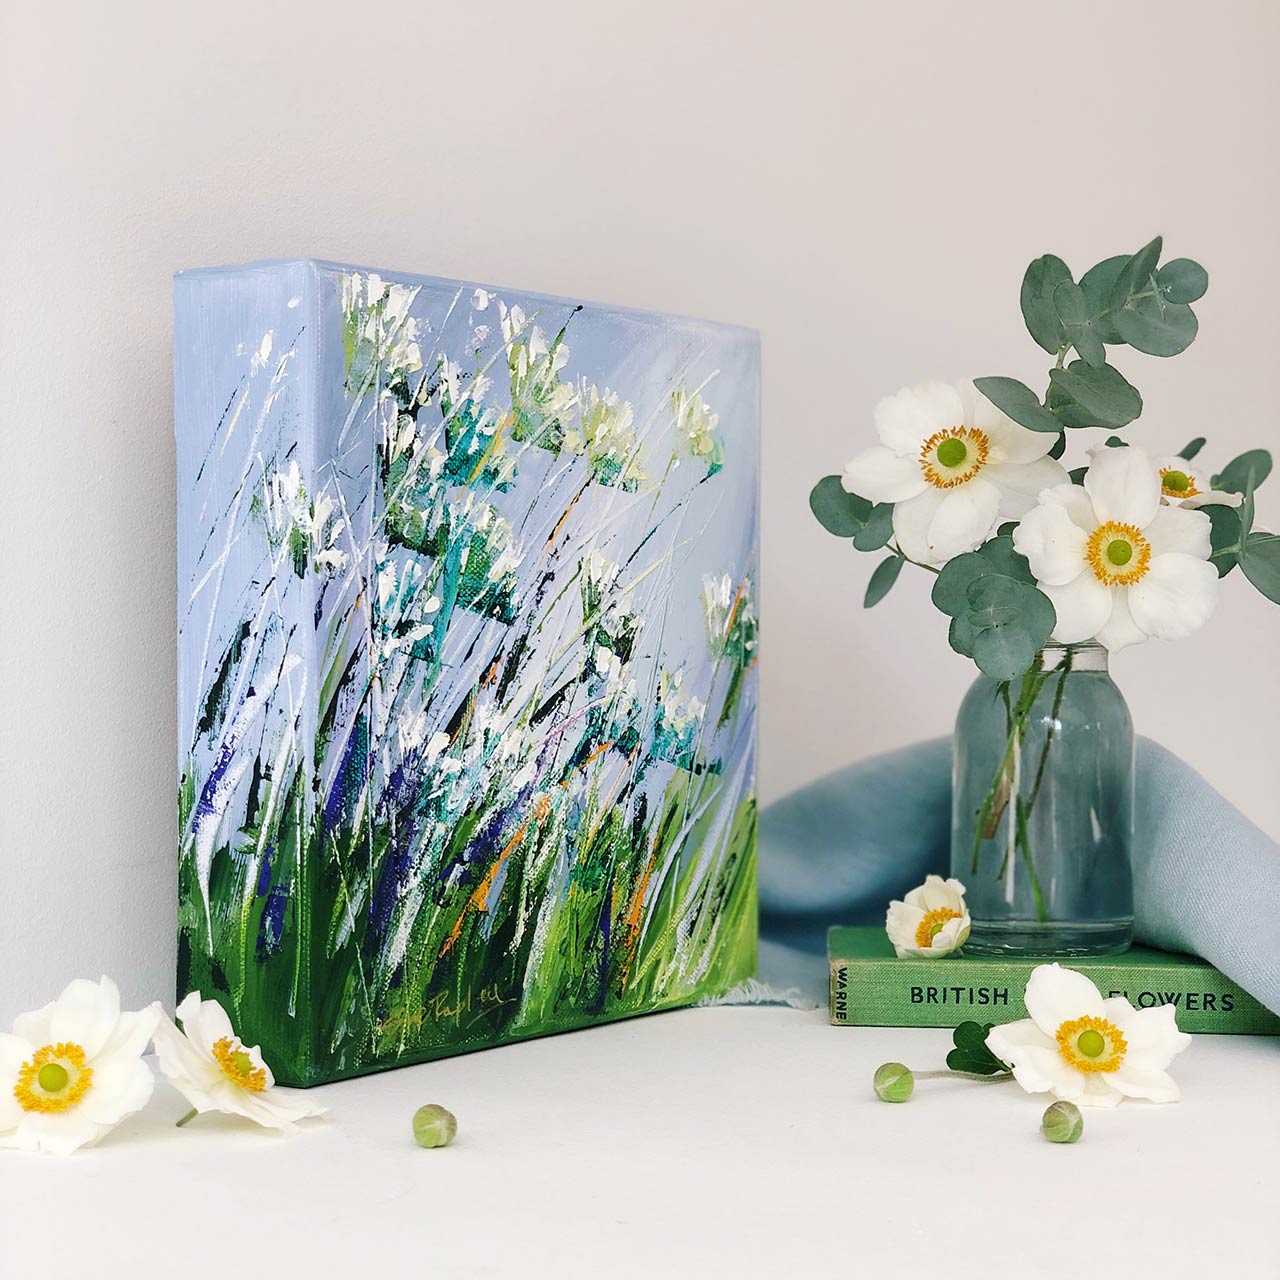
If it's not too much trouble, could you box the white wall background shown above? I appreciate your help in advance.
[3,0,1278,1019]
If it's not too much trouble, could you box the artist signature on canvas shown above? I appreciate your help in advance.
[376,983,517,1043]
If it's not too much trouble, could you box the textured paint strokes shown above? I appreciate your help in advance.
[175,261,759,1084]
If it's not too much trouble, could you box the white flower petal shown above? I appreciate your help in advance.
[0,1032,30,1076]
[179,994,236,1055]
[960,383,1055,465]
[1128,554,1220,640]
[842,447,927,503]
[1113,1003,1193,1072]
[1094,590,1148,652]
[891,489,945,563]
[1040,482,1098,532]
[1107,1065,1180,1102]
[925,479,1001,562]
[1013,502,1087,586]
[986,1020,1083,1098]
[904,875,967,913]
[1145,505,1211,559]
[96,1004,161,1066]
[2,1110,105,1156]
[1183,488,1241,509]
[1077,1074,1124,1108]
[928,915,968,955]
[885,901,926,956]
[985,456,1071,517]
[1041,574,1114,643]
[873,380,964,454]
[78,1057,155,1126]
[1023,964,1105,1037]
[1084,446,1160,527]
[11,1003,53,1048]
[50,977,121,1059]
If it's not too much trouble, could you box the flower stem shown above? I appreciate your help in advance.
[175,1108,199,1128]
[911,1069,1014,1083]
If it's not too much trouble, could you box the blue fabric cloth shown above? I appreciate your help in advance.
[758,737,1280,1015]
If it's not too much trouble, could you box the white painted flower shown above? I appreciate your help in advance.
[987,964,1191,1108]
[1013,445,1219,652]
[1152,454,1242,509]
[0,976,159,1155]
[843,379,1069,566]
[153,993,326,1134]
[885,875,971,958]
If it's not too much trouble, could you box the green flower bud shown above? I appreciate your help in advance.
[873,1062,914,1103]
[1040,1100,1083,1144]
[412,1103,458,1149]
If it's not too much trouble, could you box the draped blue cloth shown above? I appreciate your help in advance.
[758,737,1280,1015]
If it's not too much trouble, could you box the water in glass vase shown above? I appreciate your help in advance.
[950,643,1134,956]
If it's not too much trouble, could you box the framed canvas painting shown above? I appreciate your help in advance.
[175,260,759,1084]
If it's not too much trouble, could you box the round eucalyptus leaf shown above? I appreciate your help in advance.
[972,623,1038,681]
[1108,237,1163,314]
[1178,437,1207,461]
[1053,280,1105,367]
[1048,432,1067,460]
[949,612,977,659]
[931,552,996,617]
[1079,255,1129,345]
[974,376,1061,433]
[1212,449,1272,495]
[1021,255,1074,354]
[1114,294,1198,357]
[810,475,871,537]
[1048,361,1142,429]
[1156,258,1209,305]
[853,501,895,552]
[1240,533,1280,604]
[1207,504,1241,578]
[864,555,904,608]
[978,534,1033,584]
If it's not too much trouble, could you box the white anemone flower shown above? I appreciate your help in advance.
[153,992,326,1134]
[0,976,159,1155]
[1013,445,1219,653]
[885,875,971,958]
[842,379,1069,566]
[1152,453,1242,509]
[987,964,1191,1108]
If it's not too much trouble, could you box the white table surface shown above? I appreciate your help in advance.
[2,1005,1276,1278]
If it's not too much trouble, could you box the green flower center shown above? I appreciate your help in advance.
[936,438,968,468]
[229,1050,253,1077]
[1076,1029,1106,1059]
[1162,469,1191,493]
[37,1062,70,1093]
[1106,540,1133,567]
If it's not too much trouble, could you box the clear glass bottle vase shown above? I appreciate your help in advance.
[950,643,1134,956]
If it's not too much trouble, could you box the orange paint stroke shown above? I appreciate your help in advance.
[439,817,530,958]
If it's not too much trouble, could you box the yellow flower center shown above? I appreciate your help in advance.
[920,427,990,489]
[1159,467,1200,499]
[914,907,963,949]
[212,1036,268,1092]
[1055,1015,1127,1073]
[13,1042,93,1114]
[1085,521,1152,586]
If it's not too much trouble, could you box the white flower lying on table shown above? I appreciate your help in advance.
[886,875,971,958]
[986,963,1191,1108]
[0,976,159,1155]
[153,992,327,1133]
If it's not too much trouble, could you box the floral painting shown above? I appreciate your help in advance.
[174,261,759,1084]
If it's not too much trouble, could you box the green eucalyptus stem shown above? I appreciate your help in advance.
[912,1069,1014,1083]
[175,1108,199,1128]
[889,543,940,575]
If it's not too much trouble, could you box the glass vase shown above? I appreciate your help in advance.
[950,643,1134,956]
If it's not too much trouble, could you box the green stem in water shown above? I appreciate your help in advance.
[176,1108,199,1128]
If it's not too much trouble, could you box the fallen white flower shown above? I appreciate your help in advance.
[153,992,326,1134]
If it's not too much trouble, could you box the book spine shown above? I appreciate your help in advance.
[828,958,1280,1036]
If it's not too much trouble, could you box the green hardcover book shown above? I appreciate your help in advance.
[828,926,1280,1036]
